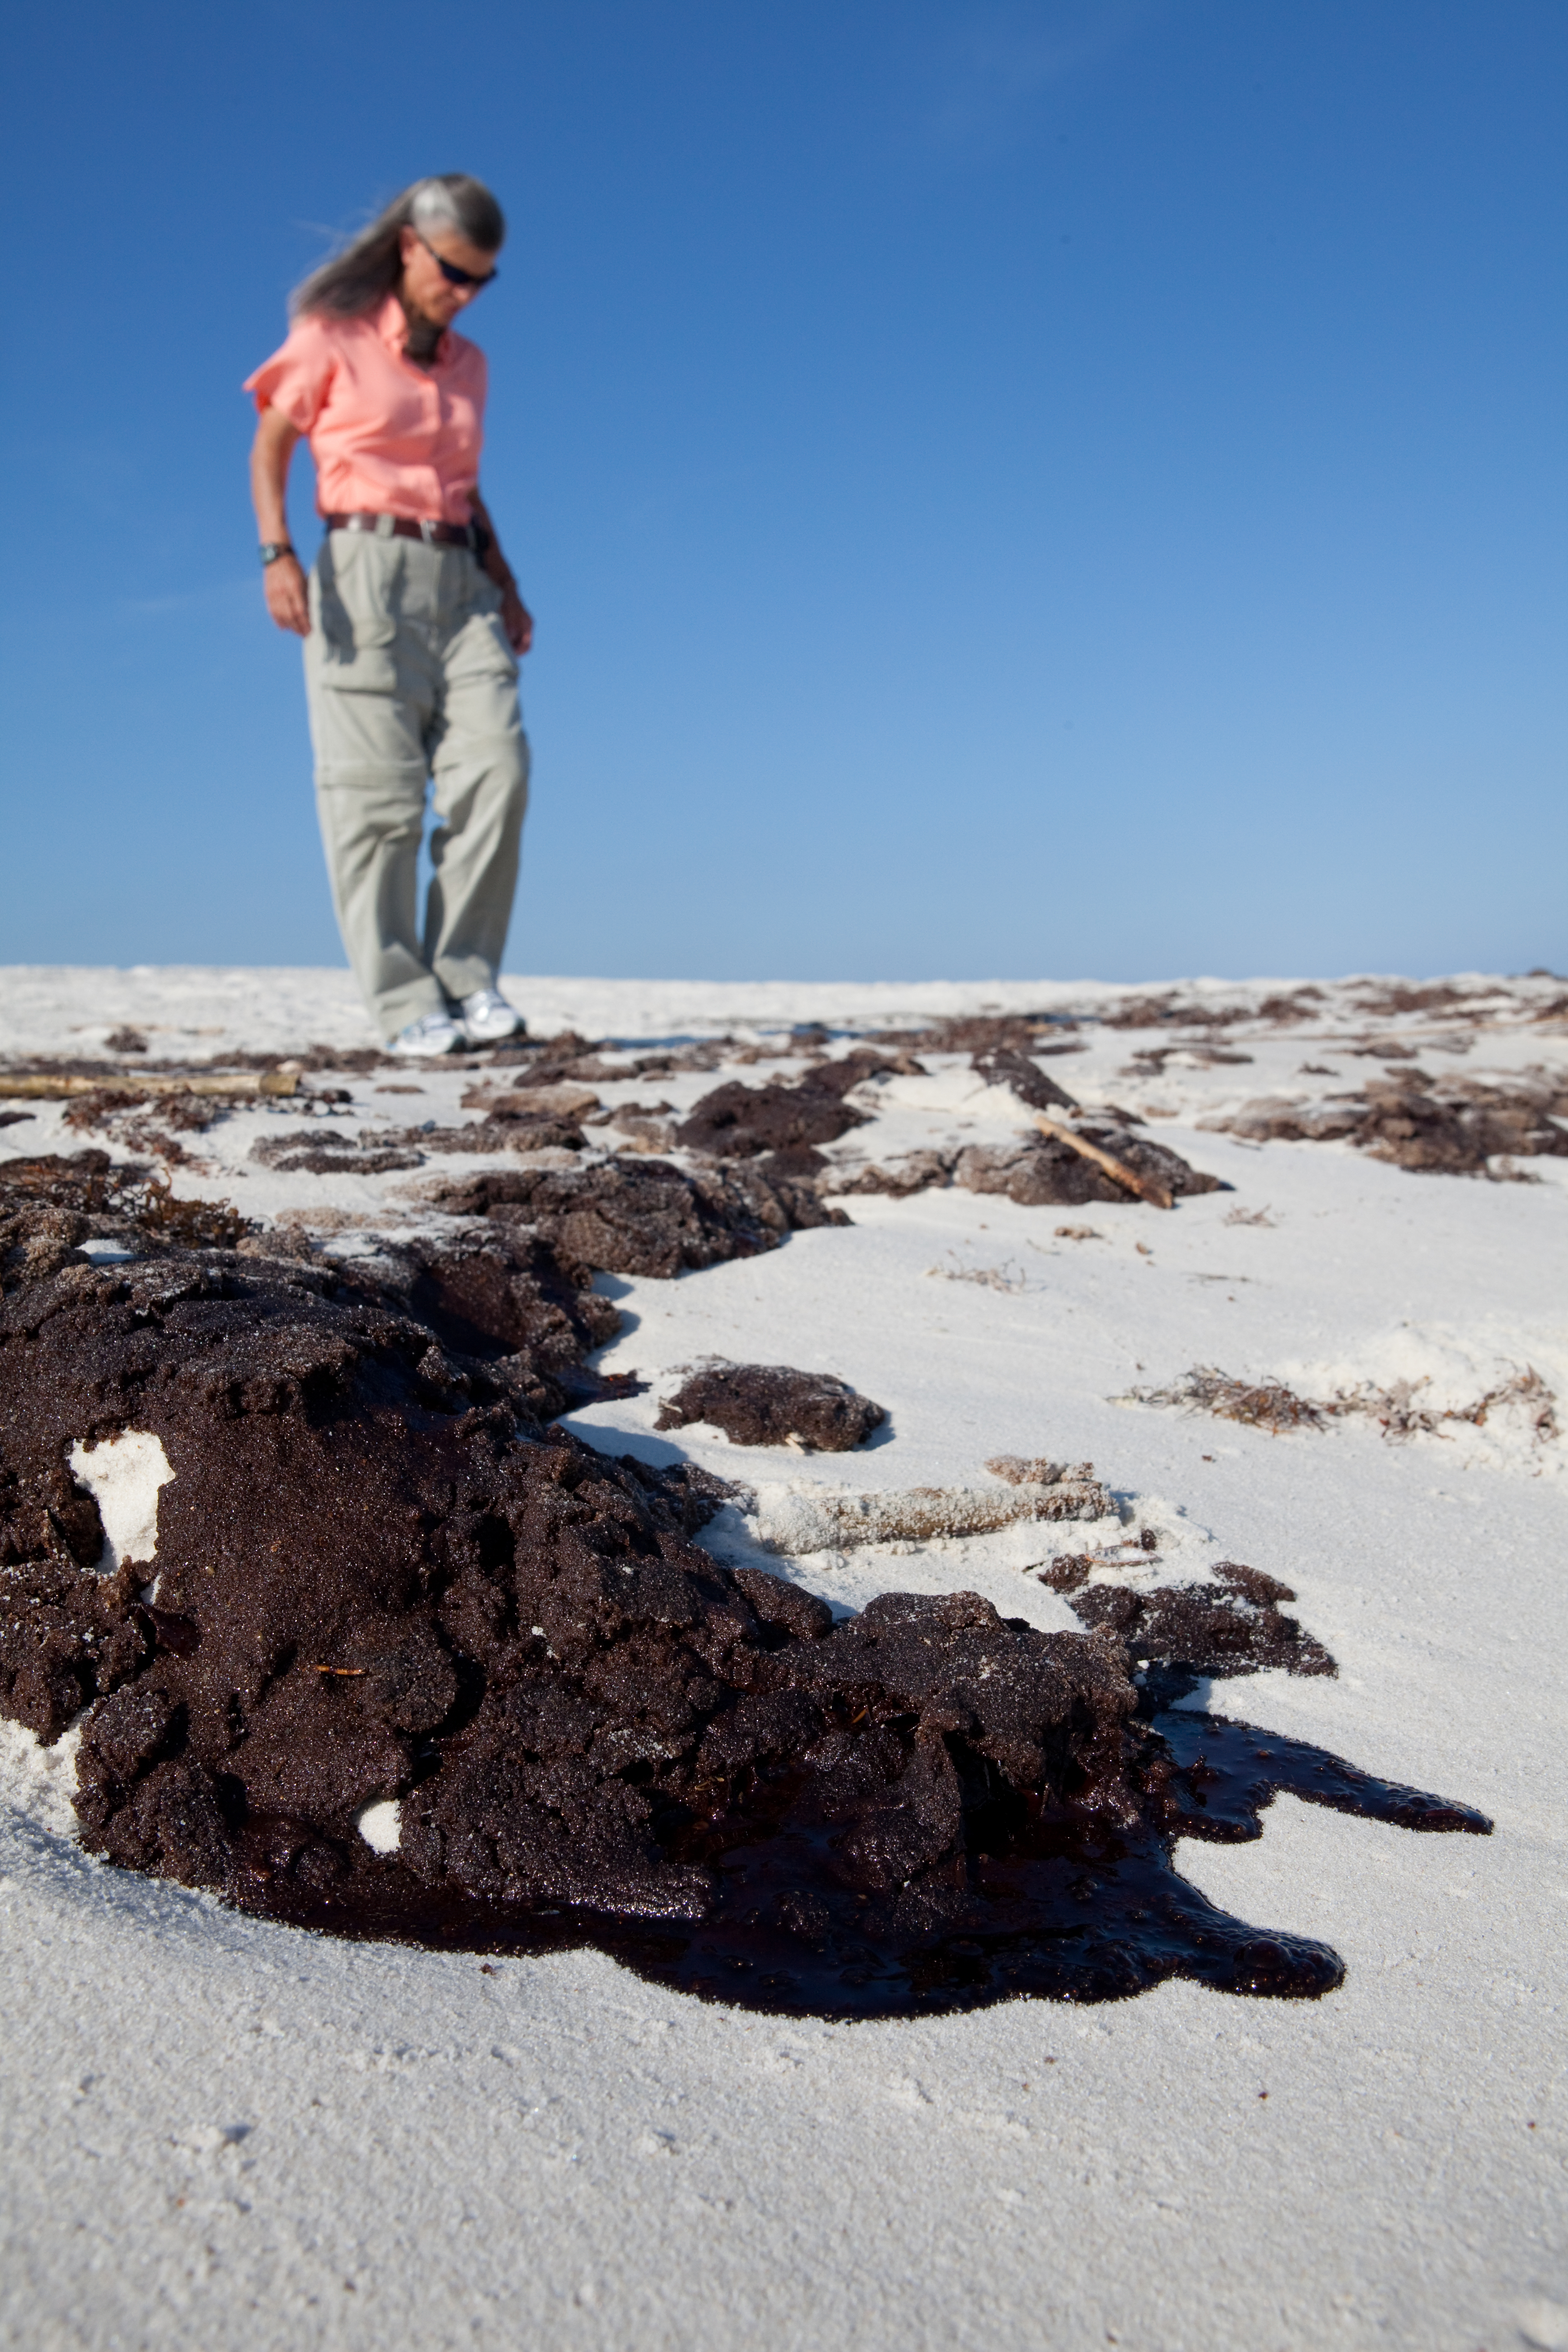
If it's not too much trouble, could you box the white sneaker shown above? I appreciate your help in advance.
[458,988,526,1045]
[390,1011,464,1057]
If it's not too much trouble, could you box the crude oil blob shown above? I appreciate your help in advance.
[0,1169,1489,2018]
[656,1362,886,1451]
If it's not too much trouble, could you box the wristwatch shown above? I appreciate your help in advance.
[259,542,296,566]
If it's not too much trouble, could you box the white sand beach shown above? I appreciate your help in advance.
[2,965,1565,2352]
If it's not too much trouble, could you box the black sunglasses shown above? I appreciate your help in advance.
[415,230,498,290]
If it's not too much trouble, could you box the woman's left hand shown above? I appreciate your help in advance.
[501,583,533,655]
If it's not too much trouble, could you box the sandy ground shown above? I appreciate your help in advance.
[2,966,1565,2352]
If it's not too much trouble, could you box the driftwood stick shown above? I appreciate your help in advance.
[0,1071,299,1101]
[1032,1113,1173,1210]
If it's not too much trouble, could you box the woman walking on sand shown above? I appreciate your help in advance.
[246,174,532,1056]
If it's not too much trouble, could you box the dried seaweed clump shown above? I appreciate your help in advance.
[926,1256,1026,1293]
[1120,1360,1560,1450]
[59,1088,154,1132]
[61,1089,228,1140]
[1117,1366,1326,1434]
[1326,1367,1559,1445]
[0,1150,249,1264]
[657,1363,886,1451]
[58,1095,205,1168]
[130,1176,249,1250]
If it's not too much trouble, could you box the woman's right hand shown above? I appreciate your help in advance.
[263,553,311,637]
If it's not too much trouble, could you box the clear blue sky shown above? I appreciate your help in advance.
[3,0,1563,983]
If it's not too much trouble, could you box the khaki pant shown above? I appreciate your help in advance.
[304,530,530,1039]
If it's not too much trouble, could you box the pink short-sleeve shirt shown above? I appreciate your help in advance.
[244,295,487,525]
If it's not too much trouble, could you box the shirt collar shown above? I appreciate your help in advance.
[373,291,450,368]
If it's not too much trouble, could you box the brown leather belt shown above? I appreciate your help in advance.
[324,511,482,550]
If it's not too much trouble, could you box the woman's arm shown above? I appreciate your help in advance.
[469,489,533,654]
[250,407,310,637]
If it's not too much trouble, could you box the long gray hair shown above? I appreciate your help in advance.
[291,175,505,319]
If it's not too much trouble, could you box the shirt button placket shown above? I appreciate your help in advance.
[426,376,449,632]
